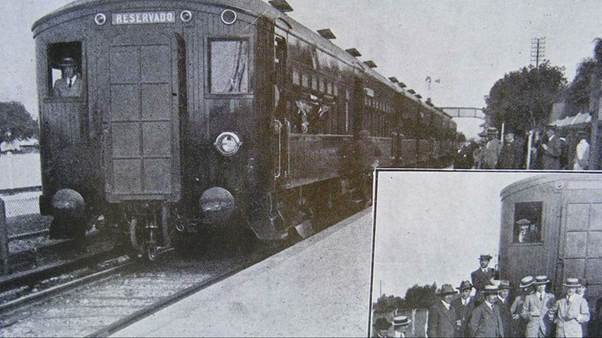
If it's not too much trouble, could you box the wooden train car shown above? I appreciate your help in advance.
[499,175,602,304]
[33,0,459,258]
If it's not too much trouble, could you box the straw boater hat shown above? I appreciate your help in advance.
[534,275,550,285]
[393,315,412,328]
[563,278,581,288]
[479,254,493,261]
[457,280,473,291]
[520,276,535,289]
[438,284,458,296]
[498,280,511,290]
[482,284,499,295]
[516,218,531,226]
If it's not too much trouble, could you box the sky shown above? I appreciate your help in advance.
[371,170,541,301]
[1,0,602,138]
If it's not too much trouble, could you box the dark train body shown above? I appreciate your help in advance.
[499,175,602,307]
[33,0,458,257]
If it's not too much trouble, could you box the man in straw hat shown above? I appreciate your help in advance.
[390,314,412,338]
[521,275,556,337]
[553,278,590,338]
[469,284,504,337]
[427,284,458,338]
[542,127,562,170]
[471,254,498,301]
[451,280,476,337]
[511,276,535,337]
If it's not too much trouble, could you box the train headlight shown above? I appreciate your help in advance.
[214,132,242,157]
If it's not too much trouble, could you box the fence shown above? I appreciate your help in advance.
[0,152,42,190]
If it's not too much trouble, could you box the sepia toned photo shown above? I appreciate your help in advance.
[2,0,602,337]
[370,171,602,338]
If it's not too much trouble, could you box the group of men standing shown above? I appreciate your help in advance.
[464,126,590,171]
[427,255,592,337]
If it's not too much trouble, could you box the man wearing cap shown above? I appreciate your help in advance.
[496,280,513,338]
[451,280,476,337]
[427,284,458,338]
[471,255,497,301]
[542,128,562,170]
[53,57,82,97]
[521,275,556,337]
[469,285,505,337]
[554,278,590,338]
[483,131,502,169]
[512,276,535,337]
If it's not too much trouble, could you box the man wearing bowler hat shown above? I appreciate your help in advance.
[471,254,497,301]
[53,56,82,97]
[554,278,590,338]
[521,275,556,337]
[427,284,458,338]
[451,280,476,337]
[496,280,513,337]
[469,284,505,337]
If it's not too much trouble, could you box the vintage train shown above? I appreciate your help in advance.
[499,175,602,307]
[33,0,459,258]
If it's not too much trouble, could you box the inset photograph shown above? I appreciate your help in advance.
[370,171,601,338]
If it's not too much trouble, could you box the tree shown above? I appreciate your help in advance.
[0,101,38,143]
[485,62,567,132]
[403,283,438,309]
[565,58,596,112]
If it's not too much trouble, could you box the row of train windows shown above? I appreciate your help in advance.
[46,39,251,97]
[365,96,393,114]
[291,69,339,97]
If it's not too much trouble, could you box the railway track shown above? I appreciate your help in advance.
[0,234,287,337]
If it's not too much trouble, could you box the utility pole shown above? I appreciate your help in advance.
[531,37,546,67]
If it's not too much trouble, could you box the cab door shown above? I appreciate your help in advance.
[102,30,183,202]
[560,188,602,300]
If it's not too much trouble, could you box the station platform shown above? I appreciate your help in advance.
[113,209,373,337]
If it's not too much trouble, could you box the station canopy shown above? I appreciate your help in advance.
[548,112,591,129]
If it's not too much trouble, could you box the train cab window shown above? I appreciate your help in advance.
[302,73,309,88]
[47,42,83,98]
[208,39,249,94]
[513,202,543,244]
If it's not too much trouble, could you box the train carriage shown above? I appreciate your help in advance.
[499,175,602,305]
[34,0,458,258]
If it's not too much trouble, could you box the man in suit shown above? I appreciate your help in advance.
[427,284,458,338]
[471,254,497,302]
[469,285,505,337]
[542,127,562,170]
[53,57,82,97]
[521,275,556,337]
[496,280,513,337]
[554,278,590,338]
[390,315,412,338]
[498,131,526,169]
[511,276,535,338]
[451,280,476,337]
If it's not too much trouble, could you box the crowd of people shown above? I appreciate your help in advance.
[424,255,596,338]
[455,127,591,171]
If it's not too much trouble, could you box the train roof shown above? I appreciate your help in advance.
[500,174,602,199]
[34,0,437,110]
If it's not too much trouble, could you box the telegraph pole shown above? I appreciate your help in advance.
[531,37,546,67]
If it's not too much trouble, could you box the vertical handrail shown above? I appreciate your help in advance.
[273,120,283,179]
[0,198,8,275]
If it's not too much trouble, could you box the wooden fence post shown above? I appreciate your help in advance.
[0,198,8,275]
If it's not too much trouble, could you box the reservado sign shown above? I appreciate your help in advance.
[112,12,176,25]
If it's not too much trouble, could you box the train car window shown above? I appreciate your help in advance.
[311,75,318,91]
[327,82,333,95]
[319,77,325,93]
[513,202,543,244]
[292,69,300,86]
[333,84,338,97]
[302,72,309,88]
[47,42,83,98]
[208,39,249,94]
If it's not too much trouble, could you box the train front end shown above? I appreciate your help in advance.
[34,0,278,258]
